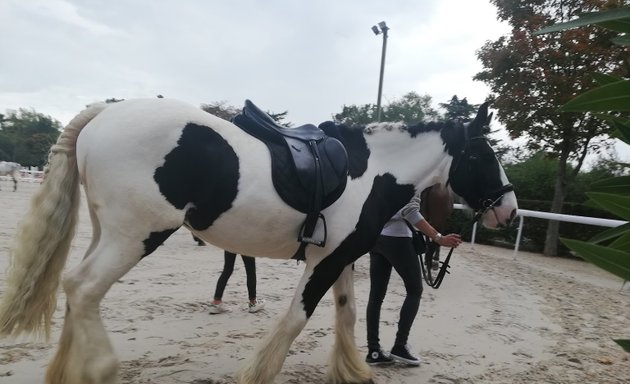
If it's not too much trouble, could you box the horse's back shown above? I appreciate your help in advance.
[74,98,305,259]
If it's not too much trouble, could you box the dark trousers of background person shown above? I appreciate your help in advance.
[366,235,423,350]
[213,251,257,301]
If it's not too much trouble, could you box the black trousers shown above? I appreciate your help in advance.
[213,251,257,301]
[366,235,423,350]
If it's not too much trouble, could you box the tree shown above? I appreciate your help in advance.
[200,101,241,121]
[475,0,628,256]
[0,109,62,167]
[504,152,558,201]
[439,95,478,122]
[200,101,292,127]
[334,92,438,125]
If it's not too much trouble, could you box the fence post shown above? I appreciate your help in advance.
[513,215,524,259]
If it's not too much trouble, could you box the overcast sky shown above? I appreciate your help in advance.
[1,0,511,126]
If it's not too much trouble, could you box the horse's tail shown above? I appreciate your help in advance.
[0,102,108,340]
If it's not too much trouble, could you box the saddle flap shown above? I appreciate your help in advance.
[319,137,348,195]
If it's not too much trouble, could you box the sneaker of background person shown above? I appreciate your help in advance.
[208,301,228,314]
[390,344,421,366]
[365,348,394,365]
[248,299,266,313]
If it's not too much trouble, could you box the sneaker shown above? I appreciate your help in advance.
[248,299,265,313]
[365,348,394,365]
[390,344,421,366]
[208,302,228,314]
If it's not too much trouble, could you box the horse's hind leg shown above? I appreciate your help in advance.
[328,266,372,384]
[45,227,174,384]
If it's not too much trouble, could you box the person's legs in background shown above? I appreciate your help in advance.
[241,255,265,313]
[209,251,237,314]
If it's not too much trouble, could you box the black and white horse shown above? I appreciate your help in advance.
[0,98,517,384]
[0,161,21,191]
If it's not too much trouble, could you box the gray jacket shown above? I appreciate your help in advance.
[380,195,424,237]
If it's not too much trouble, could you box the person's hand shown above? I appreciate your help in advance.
[438,233,462,248]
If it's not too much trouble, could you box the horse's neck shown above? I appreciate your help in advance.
[364,130,451,192]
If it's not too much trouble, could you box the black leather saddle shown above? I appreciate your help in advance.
[232,100,349,256]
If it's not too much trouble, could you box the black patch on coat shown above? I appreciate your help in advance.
[338,295,347,307]
[154,123,239,230]
[142,227,179,258]
[319,122,369,179]
[301,173,415,318]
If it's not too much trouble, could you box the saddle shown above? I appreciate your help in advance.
[232,100,349,258]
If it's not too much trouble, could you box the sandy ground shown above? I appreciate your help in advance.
[0,181,629,384]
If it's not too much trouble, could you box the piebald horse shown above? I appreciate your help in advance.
[0,161,20,191]
[0,98,517,384]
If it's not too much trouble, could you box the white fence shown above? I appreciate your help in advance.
[0,167,44,184]
[453,203,627,258]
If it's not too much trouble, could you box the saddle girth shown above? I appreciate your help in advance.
[232,100,349,259]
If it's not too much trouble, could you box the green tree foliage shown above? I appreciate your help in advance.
[475,0,628,256]
[334,92,438,125]
[537,5,630,353]
[439,95,478,122]
[0,109,62,167]
[505,152,558,200]
[200,101,241,120]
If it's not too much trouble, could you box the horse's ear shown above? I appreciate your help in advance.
[483,111,494,134]
[469,102,489,136]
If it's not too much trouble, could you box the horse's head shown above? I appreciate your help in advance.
[442,103,518,229]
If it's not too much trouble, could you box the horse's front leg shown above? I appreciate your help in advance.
[328,265,373,384]
[237,261,314,384]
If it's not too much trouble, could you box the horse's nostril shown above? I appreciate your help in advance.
[509,209,517,223]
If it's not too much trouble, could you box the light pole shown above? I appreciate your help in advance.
[372,21,389,122]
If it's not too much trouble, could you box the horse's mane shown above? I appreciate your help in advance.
[406,120,462,138]
[318,119,474,179]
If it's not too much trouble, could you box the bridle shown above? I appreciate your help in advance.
[445,124,514,220]
[423,125,514,289]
